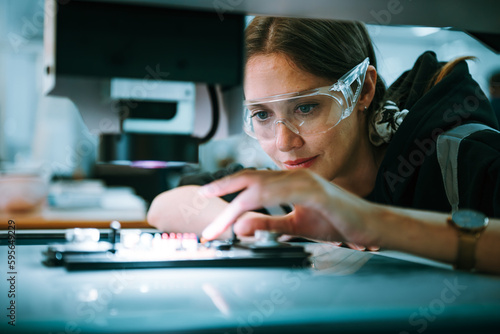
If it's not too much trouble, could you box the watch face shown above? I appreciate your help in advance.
[452,210,488,230]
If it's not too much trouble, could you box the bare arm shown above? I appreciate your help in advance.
[376,206,500,273]
[147,185,233,239]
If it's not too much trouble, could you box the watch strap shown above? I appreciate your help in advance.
[455,231,479,271]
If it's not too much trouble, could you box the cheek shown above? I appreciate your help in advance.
[315,123,352,160]
[314,128,342,150]
[333,116,357,143]
[259,139,277,159]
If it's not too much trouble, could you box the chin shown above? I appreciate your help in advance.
[309,166,333,180]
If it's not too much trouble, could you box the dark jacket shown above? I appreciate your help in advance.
[366,51,500,218]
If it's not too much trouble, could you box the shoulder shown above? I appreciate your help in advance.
[438,123,500,160]
[437,123,500,217]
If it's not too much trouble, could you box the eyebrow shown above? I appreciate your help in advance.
[247,103,269,110]
[248,99,296,110]
[248,95,326,110]
[246,84,332,104]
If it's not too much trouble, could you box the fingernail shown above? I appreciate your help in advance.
[352,244,365,251]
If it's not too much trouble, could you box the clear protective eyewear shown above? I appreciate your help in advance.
[243,57,370,139]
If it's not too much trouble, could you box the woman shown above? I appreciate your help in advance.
[148,17,500,273]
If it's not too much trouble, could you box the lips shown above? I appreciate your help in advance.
[283,156,318,169]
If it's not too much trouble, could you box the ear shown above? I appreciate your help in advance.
[357,65,377,110]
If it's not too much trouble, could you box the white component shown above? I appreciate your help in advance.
[121,230,142,249]
[151,233,165,250]
[110,78,196,134]
[140,233,154,247]
[65,228,100,243]
[181,233,198,252]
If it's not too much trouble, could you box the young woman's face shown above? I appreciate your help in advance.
[244,53,366,182]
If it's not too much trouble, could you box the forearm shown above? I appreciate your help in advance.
[147,185,232,239]
[373,205,500,274]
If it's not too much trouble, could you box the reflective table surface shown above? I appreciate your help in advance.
[1,241,500,334]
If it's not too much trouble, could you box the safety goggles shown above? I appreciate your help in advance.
[243,57,369,140]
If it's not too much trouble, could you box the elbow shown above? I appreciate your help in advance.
[146,209,157,228]
[147,197,162,229]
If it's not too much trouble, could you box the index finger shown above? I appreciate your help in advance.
[198,170,268,198]
[201,188,261,240]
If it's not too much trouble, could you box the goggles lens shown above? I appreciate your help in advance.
[243,57,369,139]
[244,94,344,139]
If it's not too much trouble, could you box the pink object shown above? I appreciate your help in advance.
[0,173,48,212]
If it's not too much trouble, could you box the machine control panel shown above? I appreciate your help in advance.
[42,222,311,270]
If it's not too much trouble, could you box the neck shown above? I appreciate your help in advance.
[333,140,386,198]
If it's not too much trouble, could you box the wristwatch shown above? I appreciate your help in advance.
[447,209,489,271]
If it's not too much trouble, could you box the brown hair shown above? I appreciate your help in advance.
[245,17,386,121]
[428,56,477,91]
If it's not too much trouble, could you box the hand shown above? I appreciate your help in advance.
[342,242,380,252]
[200,169,382,248]
[235,209,380,252]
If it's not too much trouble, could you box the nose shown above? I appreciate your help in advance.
[275,122,304,152]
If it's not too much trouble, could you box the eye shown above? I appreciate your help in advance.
[250,111,270,121]
[296,104,318,114]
